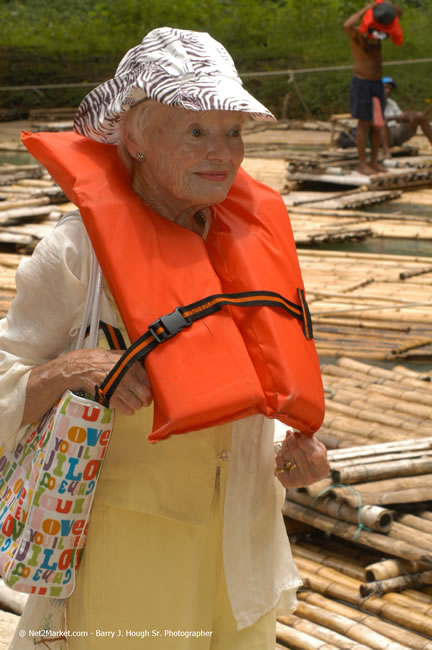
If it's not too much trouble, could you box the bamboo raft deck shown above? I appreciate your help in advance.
[285,144,432,191]
[301,249,432,362]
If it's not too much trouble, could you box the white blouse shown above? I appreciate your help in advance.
[0,214,301,636]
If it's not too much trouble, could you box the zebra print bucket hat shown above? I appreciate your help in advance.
[74,27,275,144]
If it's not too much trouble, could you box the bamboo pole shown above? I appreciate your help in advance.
[300,479,334,499]
[288,601,408,650]
[297,554,432,616]
[330,473,432,497]
[300,568,432,637]
[327,389,428,425]
[327,438,432,462]
[332,458,432,485]
[283,501,432,565]
[394,513,432,534]
[0,205,55,220]
[388,521,432,549]
[276,620,338,649]
[363,382,432,408]
[324,400,418,432]
[322,413,409,443]
[286,489,393,533]
[15,178,54,187]
[0,197,50,213]
[297,591,432,650]
[383,591,432,617]
[330,450,432,469]
[279,613,371,650]
[365,559,423,581]
[291,544,366,580]
[360,572,432,597]
[322,361,432,391]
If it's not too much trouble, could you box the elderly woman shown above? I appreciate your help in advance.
[4,28,329,649]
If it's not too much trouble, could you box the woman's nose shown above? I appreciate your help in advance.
[206,136,232,161]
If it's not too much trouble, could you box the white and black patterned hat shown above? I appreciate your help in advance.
[74,27,276,144]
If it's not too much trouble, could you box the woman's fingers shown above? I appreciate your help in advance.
[275,430,330,488]
[110,358,153,413]
[68,348,153,415]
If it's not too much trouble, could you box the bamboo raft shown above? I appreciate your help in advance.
[286,166,432,191]
[300,249,432,361]
[284,145,432,192]
[279,424,432,649]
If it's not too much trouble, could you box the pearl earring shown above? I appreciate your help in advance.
[136,152,145,162]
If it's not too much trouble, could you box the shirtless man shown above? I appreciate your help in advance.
[344,1,403,174]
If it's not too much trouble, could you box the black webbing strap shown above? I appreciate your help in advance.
[85,322,127,351]
[99,321,127,351]
[94,288,314,407]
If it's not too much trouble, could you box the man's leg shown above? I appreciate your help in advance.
[356,119,375,174]
[414,113,432,144]
[370,126,386,172]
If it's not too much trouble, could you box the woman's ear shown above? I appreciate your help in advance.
[123,127,141,159]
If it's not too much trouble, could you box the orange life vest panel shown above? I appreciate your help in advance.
[22,130,324,441]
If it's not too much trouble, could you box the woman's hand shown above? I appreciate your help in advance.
[21,348,153,427]
[66,348,153,416]
[274,430,330,488]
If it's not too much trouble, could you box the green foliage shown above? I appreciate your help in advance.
[0,0,431,119]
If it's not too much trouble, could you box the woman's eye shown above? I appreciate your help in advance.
[191,128,202,137]
[231,128,241,137]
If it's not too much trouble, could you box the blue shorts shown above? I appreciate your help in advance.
[349,77,385,122]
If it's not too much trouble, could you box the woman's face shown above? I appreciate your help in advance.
[132,105,246,214]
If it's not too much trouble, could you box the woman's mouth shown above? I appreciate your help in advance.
[195,171,229,182]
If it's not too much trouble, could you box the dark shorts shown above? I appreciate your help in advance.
[349,77,385,122]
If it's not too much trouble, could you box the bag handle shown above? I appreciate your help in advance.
[75,242,103,350]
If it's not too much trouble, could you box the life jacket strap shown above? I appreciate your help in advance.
[94,289,314,407]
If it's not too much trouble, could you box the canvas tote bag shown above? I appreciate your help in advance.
[0,237,116,599]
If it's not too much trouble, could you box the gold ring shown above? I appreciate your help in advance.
[275,460,297,475]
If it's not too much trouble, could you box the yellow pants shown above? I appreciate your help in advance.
[66,414,276,649]
[66,474,275,649]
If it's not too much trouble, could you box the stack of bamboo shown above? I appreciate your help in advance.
[278,535,432,649]
[287,205,432,243]
[300,249,432,361]
[319,356,432,448]
[0,163,72,251]
[279,431,432,648]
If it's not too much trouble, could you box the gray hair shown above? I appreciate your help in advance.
[117,100,160,170]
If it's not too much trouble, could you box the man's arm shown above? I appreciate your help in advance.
[344,2,376,37]
[388,1,404,17]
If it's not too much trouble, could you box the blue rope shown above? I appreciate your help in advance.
[311,483,373,541]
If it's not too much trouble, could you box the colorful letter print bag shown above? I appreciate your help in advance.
[0,223,116,598]
[0,395,113,598]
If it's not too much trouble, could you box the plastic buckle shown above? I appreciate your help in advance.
[148,307,191,343]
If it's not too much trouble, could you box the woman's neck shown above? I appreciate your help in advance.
[132,174,209,235]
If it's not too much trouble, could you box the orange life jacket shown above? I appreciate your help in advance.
[22,131,324,442]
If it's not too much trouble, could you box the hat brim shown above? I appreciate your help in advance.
[74,71,276,145]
